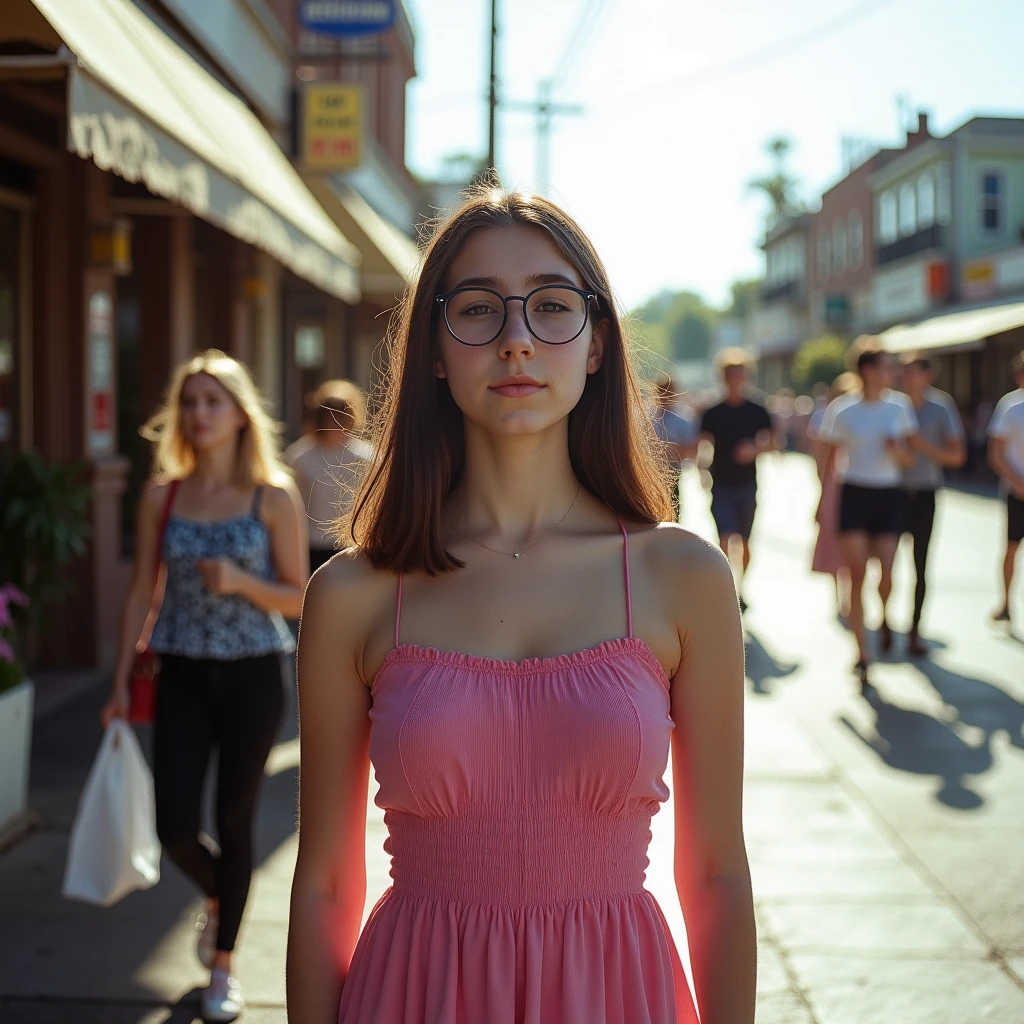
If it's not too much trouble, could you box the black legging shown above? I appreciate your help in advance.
[903,488,936,630]
[153,653,285,952]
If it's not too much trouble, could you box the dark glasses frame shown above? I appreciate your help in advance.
[435,285,599,346]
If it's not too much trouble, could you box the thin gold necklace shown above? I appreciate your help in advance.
[455,482,581,559]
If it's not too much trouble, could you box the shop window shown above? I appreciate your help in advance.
[878,190,897,244]
[979,171,1004,235]
[816,231,830,282]
[917,172,936,228]
[935,162,952,225]
[848,209,864,268]
[832,220,847,276]
[898,181,917,237]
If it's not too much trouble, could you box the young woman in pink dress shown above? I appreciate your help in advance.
[287,189,755,1024]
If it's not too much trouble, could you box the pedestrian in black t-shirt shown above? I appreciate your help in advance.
[699,349,775,610]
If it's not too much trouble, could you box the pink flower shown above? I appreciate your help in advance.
[0,584,28,607]
[0,637,15,663]
[0,584,29,630]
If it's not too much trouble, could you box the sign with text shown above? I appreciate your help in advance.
[303,83,362,171]
[299,1,395,37]
[88,291,115,457]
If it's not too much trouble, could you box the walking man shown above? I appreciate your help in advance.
[652,372,698,522]
[987,351,1024,624]
[820,341,917,690]
[898,354,966,654]
[699,349,775,609]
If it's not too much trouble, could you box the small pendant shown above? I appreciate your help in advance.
[513,552,520,559]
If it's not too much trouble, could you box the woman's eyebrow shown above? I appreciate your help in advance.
[447,271,580,292]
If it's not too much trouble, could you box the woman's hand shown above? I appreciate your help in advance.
[100,686,130,729]
[197,557,241,595]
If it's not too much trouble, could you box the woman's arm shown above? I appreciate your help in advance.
[287,557,374,1024]
[101,481,167,727]
[669,539,756,1024]
[198,483,309,617]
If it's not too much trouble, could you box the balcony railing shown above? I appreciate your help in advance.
[761,279,801,304]
[876,225,945,265]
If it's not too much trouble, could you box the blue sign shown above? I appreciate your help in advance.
[299,0,396,36]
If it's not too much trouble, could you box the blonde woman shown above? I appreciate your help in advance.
[101,349,308,1023]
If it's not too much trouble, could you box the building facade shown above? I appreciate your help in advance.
[871,116,1024,422]
[746,213,810,392]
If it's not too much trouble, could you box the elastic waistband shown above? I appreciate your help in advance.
[385,809,651,907]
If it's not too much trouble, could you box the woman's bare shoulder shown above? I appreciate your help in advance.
[629,521,730,580]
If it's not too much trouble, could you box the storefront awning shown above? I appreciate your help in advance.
[880,301,1024,355]
[306,178,420,300]
[27,0,361,303]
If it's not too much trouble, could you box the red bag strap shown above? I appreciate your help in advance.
[153,480,180,578]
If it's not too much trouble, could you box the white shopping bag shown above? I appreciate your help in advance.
[62,719,161,906]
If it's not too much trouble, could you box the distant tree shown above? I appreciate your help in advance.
[727,278,762,320]
[792,335,849,395]
[670,310,713,362]
[748,135,802,226]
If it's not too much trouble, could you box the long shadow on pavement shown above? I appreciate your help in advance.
[744,629,800,696]
[840,680,994,810]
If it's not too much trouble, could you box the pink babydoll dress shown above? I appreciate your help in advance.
[337,520,698,1024]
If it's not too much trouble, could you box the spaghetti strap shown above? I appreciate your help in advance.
[616,517,633,639]
[395,575,404,648]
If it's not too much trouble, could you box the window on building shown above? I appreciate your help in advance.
[832,220,847,276]
[936,162,952,224]
[898,181,917,237]
[817,231,830,281]
[878,190,897,244]
[917,172,936,228]
[848,209,864,268]
[979,171,1004,234]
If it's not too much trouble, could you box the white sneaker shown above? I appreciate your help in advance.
[200,967,243,1022]
[195,907,218,969]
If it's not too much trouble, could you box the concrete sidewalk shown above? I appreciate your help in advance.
[1,452,1021,1022]
[678,453,1024,1023]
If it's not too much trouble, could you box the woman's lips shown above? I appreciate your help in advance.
[489,383,544,397]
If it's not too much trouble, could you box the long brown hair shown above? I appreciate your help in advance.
[344,187,672,574]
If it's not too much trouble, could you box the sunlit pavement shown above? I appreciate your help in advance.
[2,453,1023,1022]
[671,453,1024,1023]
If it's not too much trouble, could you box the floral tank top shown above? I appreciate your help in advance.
[149,487,294,660]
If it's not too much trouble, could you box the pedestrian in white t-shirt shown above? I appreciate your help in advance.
[987,350,1024,624]
[819,342,918,690]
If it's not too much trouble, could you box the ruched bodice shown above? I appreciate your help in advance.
[337,524,697,1024]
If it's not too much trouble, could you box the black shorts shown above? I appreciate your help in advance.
[839,483,904,537]
[710,481,758,540]
[1009,494,1024,544]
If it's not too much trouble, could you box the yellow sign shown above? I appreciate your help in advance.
[962,259,996,300]
[303,83,362,171]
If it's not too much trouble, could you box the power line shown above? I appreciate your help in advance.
[608,0,904,108]
[551,0,612,89]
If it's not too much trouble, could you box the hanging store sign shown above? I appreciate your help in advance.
[299,0,395,36]
[302,83,363,171]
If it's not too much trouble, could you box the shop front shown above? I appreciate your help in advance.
[0,0,361,669]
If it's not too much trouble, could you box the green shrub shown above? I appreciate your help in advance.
[792,335,849,394]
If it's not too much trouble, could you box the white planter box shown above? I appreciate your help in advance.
[0,679,34,834]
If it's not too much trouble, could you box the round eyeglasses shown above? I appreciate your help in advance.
[435,285,598,347]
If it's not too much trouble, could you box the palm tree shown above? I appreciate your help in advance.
[748,136,801,227]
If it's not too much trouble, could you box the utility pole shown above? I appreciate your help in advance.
[486,0,498,172]
[506,79,583,194]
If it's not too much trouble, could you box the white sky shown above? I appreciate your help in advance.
[403,0,1024,310]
